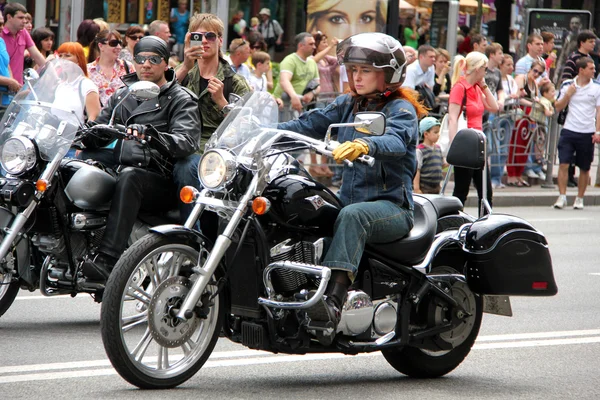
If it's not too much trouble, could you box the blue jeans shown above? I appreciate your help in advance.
[173,153,201,223]
[323,200,414,279]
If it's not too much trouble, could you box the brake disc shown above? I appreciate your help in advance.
[148,276,200,348]
[432,279,477,348]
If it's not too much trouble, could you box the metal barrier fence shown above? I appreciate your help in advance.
[291,93,566,189]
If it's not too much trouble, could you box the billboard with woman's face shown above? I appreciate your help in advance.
[306,0,389,41]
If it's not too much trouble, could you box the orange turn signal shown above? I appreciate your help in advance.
[180,186,197,204]
[251,197,271,215]
[36,179,49,192]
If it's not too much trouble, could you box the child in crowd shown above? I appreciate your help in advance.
[532,81,555,124]
[248,51,270,92]
[414,117,447,194]
[527,81,555,179]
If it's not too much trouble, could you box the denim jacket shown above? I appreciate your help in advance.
[278,93,419,210]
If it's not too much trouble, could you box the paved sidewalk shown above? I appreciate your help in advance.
[457,180,600,207]
[324,171,600,208]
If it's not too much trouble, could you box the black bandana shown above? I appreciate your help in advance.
[134,36,169,62]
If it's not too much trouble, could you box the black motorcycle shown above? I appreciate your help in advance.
[100,91,557,389]
[0,59,175,316]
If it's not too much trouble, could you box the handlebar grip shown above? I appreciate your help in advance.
[358,155,375,167]
[344,155,375,168]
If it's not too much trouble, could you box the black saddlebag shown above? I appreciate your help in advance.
[463,214,557,296]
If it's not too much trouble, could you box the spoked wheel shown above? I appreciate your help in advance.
[101,233,222,389]
[382,267,482,378]
[0,269,19,318]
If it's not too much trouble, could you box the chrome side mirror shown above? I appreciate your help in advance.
[354,112,386,136]
[223,93,243,114]
[23,68,39,81]
[129,81,160,101]
[108,82,160,126]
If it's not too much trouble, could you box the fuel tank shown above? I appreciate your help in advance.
[262,174,342,233]
[63,160,116,210]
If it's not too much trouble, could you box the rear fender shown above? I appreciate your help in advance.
[0,207,33,286]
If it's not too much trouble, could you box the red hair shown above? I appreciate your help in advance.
[56,42,89,77]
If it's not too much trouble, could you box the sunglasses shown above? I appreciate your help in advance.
[128,35,144,41]
[196,31,218,42]
[134,54,164,65]
[251,45,262,50]
[101,39,122,47]
[531,69,544,75]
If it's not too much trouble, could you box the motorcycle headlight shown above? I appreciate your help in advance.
[198,149,237,190]
[1,137,37,175]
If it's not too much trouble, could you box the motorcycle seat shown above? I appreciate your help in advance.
[415,194,463,217]
[366,195,438,266]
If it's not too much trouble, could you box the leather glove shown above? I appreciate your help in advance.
[126,124,148,141]
[332,139,369,163]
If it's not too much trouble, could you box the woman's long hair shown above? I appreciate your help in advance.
[451,51,488,86]
[56,42,89,77]
[77,19,100,48]
[31,27,55,56]
[89,29,122,63]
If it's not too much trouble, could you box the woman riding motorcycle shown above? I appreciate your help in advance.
[278,33,427,335]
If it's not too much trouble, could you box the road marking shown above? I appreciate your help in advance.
[1,329,600,384]
[527,217,590,222]
[14,295,94,301]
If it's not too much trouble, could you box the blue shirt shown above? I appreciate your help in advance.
[279,94,419,210]
[171,9,190,45]
[0,38,10,78]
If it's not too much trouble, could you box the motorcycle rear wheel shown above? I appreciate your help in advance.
[382,267,482,378]
[101,233,222,389]
[0,271,19,318]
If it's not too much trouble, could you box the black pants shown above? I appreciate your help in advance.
[99,167,174,259]
[452,166,493,209]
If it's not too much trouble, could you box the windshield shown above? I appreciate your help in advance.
[207,91,280,157]
[0,59,86,161]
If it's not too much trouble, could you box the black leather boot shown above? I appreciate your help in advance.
[306,270,351,345]
[81,253,117,282]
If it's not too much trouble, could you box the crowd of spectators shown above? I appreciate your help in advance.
[2,1,600,208]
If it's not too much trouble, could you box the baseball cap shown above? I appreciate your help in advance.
[419,117,441,134]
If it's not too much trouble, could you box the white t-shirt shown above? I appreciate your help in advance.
[247,73,267,92]
[559,77,600,133]
[339,65,348,93]
[402,62,435,89]
[52,77,99,125]
[502,75,519,107]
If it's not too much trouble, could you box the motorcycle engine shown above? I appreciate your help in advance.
[269,238,325,294]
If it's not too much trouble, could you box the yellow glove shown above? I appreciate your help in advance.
[332,140,369,163]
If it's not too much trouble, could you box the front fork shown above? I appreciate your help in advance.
[0,154,62,267]
[175,174,260,321]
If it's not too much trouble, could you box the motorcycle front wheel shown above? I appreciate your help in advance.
[101,233,222,389]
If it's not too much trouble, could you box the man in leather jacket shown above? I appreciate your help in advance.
[80,36,201,281]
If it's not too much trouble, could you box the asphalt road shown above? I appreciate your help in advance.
[1,206,599,399]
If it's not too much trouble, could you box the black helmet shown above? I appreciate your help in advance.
[337,33,407,86]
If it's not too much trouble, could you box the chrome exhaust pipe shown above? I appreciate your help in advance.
[258,261,331,309]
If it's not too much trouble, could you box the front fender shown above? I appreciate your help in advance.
[149,224,214,249]
[0,207,33,286]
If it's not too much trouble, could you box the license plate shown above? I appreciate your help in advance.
[483,295,513,317]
